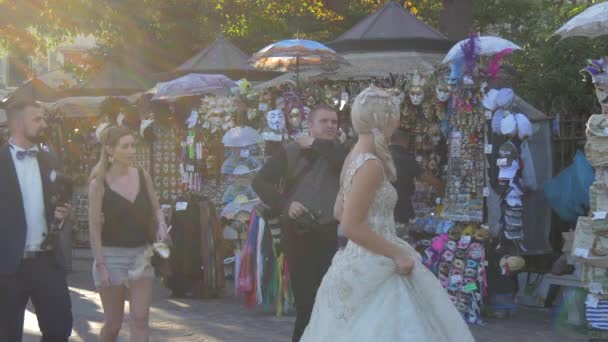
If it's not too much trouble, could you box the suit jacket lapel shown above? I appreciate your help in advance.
[0,144,24,206]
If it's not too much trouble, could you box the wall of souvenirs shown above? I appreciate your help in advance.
[36,44,551,319]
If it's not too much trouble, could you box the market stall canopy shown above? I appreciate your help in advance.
[253,71,315,91]
[42,95,138,118]
[328,0,452,54]
[0,77,59,104]
[317,51,444,80]
[253,50,445,89]
[37,69,79,90]
[178,33,281,81]
[553,2,608,40]
[75,57,156,96]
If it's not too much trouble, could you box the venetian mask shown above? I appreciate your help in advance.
[436,75,451,102]
[436,84,451,103]
[266,110,286,131]
[409,71,426,106]
[580,57,608,114]
[211,108,224,126]
[409,87,424,106]
[288,108,302,128]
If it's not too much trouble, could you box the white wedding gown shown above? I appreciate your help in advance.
[301,154,475,342]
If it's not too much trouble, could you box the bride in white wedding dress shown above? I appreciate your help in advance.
[300,86,475,342]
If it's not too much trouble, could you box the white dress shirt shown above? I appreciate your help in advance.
[9,139,48,251]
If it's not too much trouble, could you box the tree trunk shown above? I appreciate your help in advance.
[439,0,473,41]
[324,0,350,14]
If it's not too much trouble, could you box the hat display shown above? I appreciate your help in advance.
[497,141,519,168]
[514,113,533,139]
[222,126,263,147]
[491,109,505,134]
[482,89,499,111]
[221,155,262,175]
[587,114,608,138]
[495,88,514,109]
[221,198,259,220]
[500,113,517,136]
[498,160,520,180]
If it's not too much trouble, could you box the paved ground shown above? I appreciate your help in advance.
[22,250,590,342]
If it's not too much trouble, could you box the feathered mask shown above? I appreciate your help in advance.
[580,57,608,88]
[461,33,480,74]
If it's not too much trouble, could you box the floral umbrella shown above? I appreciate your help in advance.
[442,36,522,64]
[553,2,608,40]
[148,73,237,101]
[249,39,350,87]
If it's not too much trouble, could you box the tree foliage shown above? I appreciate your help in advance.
[3,0,606,117]
[473,0,608,115]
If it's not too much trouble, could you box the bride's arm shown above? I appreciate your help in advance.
[339,159,403,259]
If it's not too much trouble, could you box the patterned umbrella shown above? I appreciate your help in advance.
[148,73,237,101]
[553,2,608,40]
[442,36,522,64]
[250,39,350,87]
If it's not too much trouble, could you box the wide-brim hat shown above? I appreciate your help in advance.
[587,114,608,138]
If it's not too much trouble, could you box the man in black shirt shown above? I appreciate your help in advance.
[252,104,347,342]
[389,128,422,227]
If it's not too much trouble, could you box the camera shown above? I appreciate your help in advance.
[40,172,74,250]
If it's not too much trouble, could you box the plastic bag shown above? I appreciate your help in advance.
[543,150,594,223]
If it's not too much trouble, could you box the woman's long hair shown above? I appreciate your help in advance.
[350,86,401,182]
[89,126,133,182]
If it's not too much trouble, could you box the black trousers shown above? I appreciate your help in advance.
[282,222,337,342]
[0,252,72,342]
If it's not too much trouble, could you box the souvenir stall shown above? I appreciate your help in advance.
[143,75,247,298]
[569,57,608,331]
[409,34,554,324]
[221,119,295,315]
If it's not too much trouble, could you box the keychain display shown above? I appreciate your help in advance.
[441,71,486,223]
[152,126,183,202]
[417,224,489,324]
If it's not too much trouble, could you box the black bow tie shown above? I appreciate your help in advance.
[16,150,38,160]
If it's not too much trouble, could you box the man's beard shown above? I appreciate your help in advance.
[26,131,44,144]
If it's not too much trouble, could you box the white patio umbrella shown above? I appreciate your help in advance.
[553,2,608,40]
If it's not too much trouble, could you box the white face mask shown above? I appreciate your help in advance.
[266,110,286,131]
[436,87,451,102]
[409,89,424,106]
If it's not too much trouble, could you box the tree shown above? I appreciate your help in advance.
[0,0,98,54]
[473,0,608,115]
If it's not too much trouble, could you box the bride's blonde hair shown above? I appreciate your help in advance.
[351,85,401,181]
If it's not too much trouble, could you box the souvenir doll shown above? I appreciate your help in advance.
[580,57,608,114]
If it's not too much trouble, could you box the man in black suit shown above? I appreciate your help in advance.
[0,100,73,341]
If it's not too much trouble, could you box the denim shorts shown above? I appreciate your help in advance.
[92,245,154,288]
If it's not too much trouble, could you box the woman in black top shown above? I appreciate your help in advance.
[88,126,168,342]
